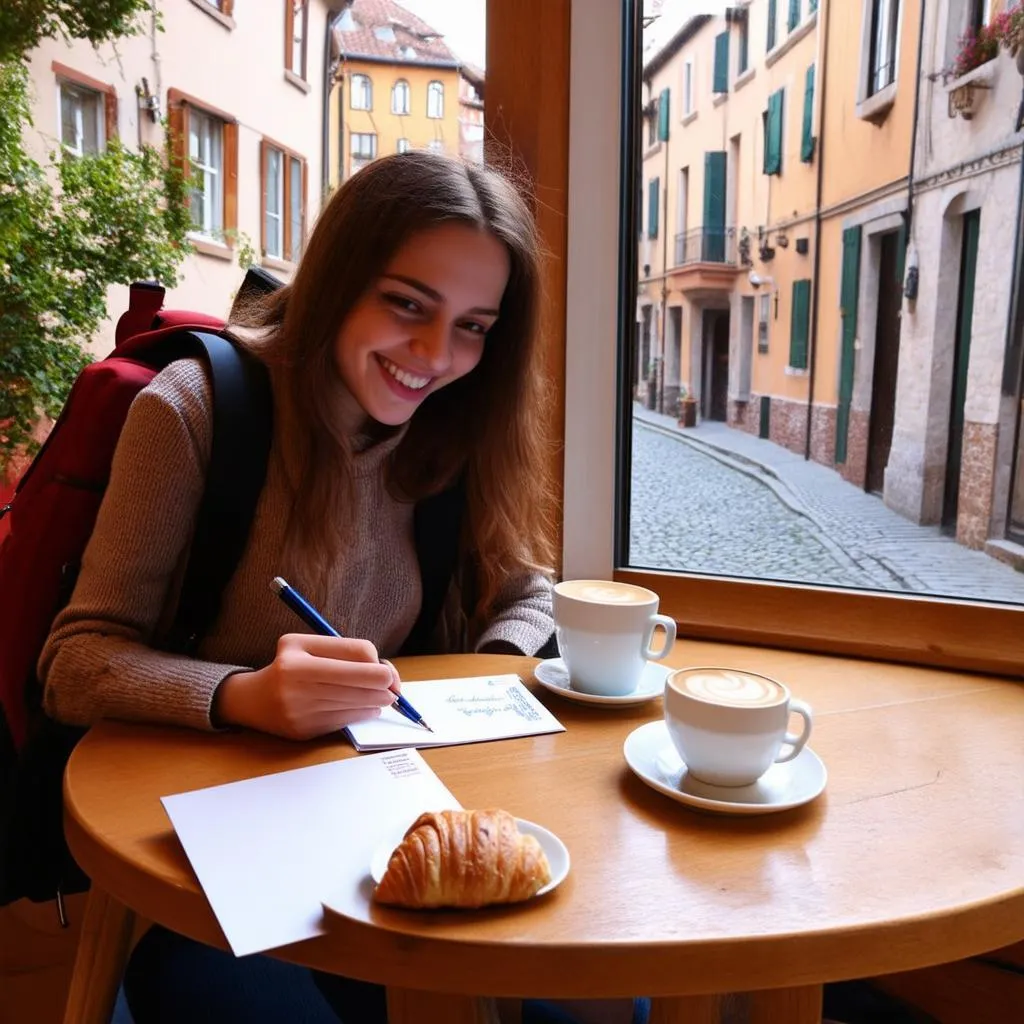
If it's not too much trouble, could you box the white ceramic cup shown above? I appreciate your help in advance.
[663,667,813,787]
[553,580,677,697]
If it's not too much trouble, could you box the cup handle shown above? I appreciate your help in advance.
[642,614,677,661]
[774,699,813,764]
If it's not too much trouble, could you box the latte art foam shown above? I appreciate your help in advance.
[557,581,652,605]
[678,670,783,707]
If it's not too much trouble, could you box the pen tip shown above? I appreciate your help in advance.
[420,720,434,733]
[270,577,287,594]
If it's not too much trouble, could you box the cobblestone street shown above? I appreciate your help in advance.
[629,409,1024,606]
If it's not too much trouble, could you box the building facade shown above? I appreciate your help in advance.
[891,0,1024,556]
[458,64,486,164]
[24,0,332,355]
[328,0,461,186]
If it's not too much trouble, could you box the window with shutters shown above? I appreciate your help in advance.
[763,89,784,175]
[285,1,308,79]
[53,64,117,157]
[260,139,306,264]
[801,64,816,162]
[702,152,727,262]
[789,280,811,369]
[712,32,729,94]
[167,91,239,248]
[647,177,660,239]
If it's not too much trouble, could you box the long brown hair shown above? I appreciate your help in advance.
[233,151,556,626]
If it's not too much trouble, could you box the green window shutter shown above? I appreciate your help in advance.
[658,87,670,141]
[713,32,730,94]
[836,226,863,464]
[767,0,778,50]
[801,64,816,163]
[788,0,801,32]
[764,89,783,175]
[648,177,660,239]
[702,151,727,261]
[789,280,811,369]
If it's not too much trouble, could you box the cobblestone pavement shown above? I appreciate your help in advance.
[629,408,1024,605]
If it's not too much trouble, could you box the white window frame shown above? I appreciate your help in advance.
[397,137,411,153]
[188,108,224,238]
[427,80,444,119]
[351,74,373,111]
[427,139,445,152]
[265,147,285,260]
[57,80,105,157]
[392,79,411,115]
[350,131,377,172]
[683,60,694,116]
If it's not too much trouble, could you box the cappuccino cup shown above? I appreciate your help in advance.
[553,580,676,697]
[664,667,812,787]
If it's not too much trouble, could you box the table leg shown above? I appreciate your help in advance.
[386,987,501,1024]
[648,995,721,1024]
[747,984,823,1024]
[62,887,136,1024]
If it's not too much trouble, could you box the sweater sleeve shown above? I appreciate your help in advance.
[474,570,555,657]
[39,361,250,731]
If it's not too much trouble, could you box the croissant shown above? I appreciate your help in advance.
[373,809,552,909]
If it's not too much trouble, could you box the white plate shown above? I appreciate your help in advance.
[370,816,570,899]
[533,657,669,707]
[623,720,827,816]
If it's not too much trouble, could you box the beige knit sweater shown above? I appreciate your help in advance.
[39,360,553,732]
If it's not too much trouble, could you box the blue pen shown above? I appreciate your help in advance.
[270,577,433,732]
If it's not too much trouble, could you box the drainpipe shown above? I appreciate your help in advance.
[659,124,670,412]
[803,0,831,461]
[903,0,926,247]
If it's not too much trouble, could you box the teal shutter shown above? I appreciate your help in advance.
[713,32,730,94]
[648,177,660,239]
[739,17,749,73]
[658,87,670,141]
[767,0,778,50]
[788,0,801,32]
[703,152,727,261]
[801,64,816,163]
[836,226,862,464]
[789,280,811,369]
[764,90,783,175]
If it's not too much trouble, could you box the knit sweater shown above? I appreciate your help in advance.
[39,360,554,732]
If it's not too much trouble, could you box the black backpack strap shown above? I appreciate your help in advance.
[165,332,274,654]
[400,479,466,656]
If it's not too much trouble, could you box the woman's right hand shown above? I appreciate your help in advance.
[212,634,400,740]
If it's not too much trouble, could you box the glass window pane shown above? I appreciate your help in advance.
[626,0,1024,606]
[289,157,302,262]
[266,148,282,258]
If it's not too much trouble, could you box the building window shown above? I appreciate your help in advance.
[683,60,694,115]
[427,139,445,153]
[261,140,305,263]
[58,81,105,156]
[392,79,411,114]
[738,14,750,74]
[970,0,992,34]
[188,108,225,237]
[350,132,377,172]
[351,74,373,111]
[647,95,658,146]
[868,0,900,95]
[427,80,444,118]
[397,138,411,153]
[763,89,784,175]
[758,294,770,353]
[788,0,802,33]
[285,1,308,79]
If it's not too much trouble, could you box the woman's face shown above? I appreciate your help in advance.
[334,222,510,427]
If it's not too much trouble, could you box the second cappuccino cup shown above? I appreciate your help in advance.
[554,580,676,697]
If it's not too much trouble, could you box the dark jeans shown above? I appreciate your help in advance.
[122,926,653,1024]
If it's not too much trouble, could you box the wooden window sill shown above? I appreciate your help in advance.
[188,0,235,30]
[285,70,311,94]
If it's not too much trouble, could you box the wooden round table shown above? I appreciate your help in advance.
[62,647,1024,1024]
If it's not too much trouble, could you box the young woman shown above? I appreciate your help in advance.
[38,151,611,1023]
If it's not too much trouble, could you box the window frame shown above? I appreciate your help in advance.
[52,63,117,156]
[349,131,378,173]
[503,0,1024,678]
[259,137,307,265]
[427,80,445,119]
[397,137,412,153]
[285,1,309,79]
[351,73,373,111]
[868,0,900,97]
[167,89,238,250]
[392,79,411,115]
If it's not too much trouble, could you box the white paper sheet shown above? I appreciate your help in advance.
[161,749,460,956]
[344,673,565,751]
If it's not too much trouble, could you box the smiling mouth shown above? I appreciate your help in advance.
[376,354,432,391]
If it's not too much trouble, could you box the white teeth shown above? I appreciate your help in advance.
[380,356,430,390]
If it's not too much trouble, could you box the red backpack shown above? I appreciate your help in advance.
[0,274,277,906]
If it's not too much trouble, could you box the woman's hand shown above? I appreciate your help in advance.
[213,634,401,740]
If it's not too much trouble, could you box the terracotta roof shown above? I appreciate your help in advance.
[460,61,485,89]
[333,0,459,68]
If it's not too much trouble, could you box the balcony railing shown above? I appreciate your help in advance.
[673,227,737,267]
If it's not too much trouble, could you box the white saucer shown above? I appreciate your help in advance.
[370,816,570,898]
[623,721,827,816]
[533,658,669,707]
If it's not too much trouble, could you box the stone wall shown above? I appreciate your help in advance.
[838,409,870,487]
[958,421,999,549]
